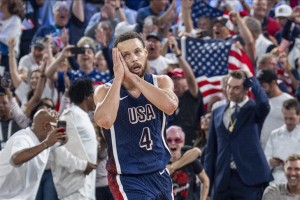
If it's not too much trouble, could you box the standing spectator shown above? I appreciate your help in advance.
[262,154,300,199]
[274,4,293,44]
[204,70,273,199]
[135,0,168,33]
[146,32,170,75]
[94,31,178,199]
[18,37,45,81]
[51,78,98,200]
[0,109,67,200]
[0,0,23,72]
[167,36,204,146]
[251,0,280,37]
[20,0,44,58]
[264,99,300,184]
[166,125,209,200]
[32,0,85,49]
[257,69,293,149]
[45,37,108,87]
[0,93,21,150]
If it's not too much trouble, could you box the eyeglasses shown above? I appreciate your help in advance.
[166,137,183,144]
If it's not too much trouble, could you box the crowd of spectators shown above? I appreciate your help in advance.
[0,0,300,199]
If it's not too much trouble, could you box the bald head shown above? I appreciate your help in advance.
[32,109,56,125]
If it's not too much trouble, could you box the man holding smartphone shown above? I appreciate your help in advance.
[264,99,300,185]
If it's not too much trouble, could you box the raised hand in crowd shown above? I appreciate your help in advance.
[290,6,300,24]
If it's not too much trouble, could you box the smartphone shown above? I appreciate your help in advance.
[57,120,67,132]
[70,47,86,55]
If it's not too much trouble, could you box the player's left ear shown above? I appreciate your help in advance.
[144,48,148,57]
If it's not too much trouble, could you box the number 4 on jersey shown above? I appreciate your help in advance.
[139,127,153,150]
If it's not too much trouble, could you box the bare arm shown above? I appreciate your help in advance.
[128,74,178,115]
[94,48,124,129]
[12,128,67,165]
[169,36,199,97]
[167,147,202,174]
[114,0,126,22]
[8,38,22,88]
[233,11,255,64]
[199,170,210,200]
[181,0,194,33]
[158,0,176,26]
[72,0,84,22]
[45,45,73,79]
[24,60,47,117]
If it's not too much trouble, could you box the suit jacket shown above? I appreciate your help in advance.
[204,77,273,196]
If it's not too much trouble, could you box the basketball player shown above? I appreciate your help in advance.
[94,31,178,199]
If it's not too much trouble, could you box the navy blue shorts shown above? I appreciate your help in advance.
[108,168,173,200]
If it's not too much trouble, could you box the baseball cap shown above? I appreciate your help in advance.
[257,69,278,84]
[275,4,292,18]
[214,16,234,31]
[31,37,45,49]
[167,68,185,78]
[146,32,162,42]
[114,21,137,38]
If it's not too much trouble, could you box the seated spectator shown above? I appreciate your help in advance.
[262,154,300,199]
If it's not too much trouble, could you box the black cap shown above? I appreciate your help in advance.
[146,32,162,42]
[257,69,278,84]
[31,37,45,49]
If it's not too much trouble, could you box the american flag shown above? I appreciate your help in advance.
[181,37,254,105]
[191,0,223,26]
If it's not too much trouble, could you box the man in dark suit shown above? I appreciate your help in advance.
[204,70,273,200]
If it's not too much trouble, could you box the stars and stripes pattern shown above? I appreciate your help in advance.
[191,0,223,26]
[181,37,254,105]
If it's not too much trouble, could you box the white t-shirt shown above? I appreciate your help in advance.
[0,128,50,200]
[264,125,300,185]
[18,53,39,75]
[147,55,170,75]
[260,93,294,149]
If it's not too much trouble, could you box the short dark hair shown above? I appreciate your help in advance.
[257,69,278,84]
[282,98,300,114]
[69,78,94,104]
[229,70,247,81]
[113,31,145,48]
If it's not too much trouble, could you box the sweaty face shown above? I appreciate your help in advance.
[285,160,300,188]
[226,77,247,103]
[282,108,300,132]
[117,38,148,77]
